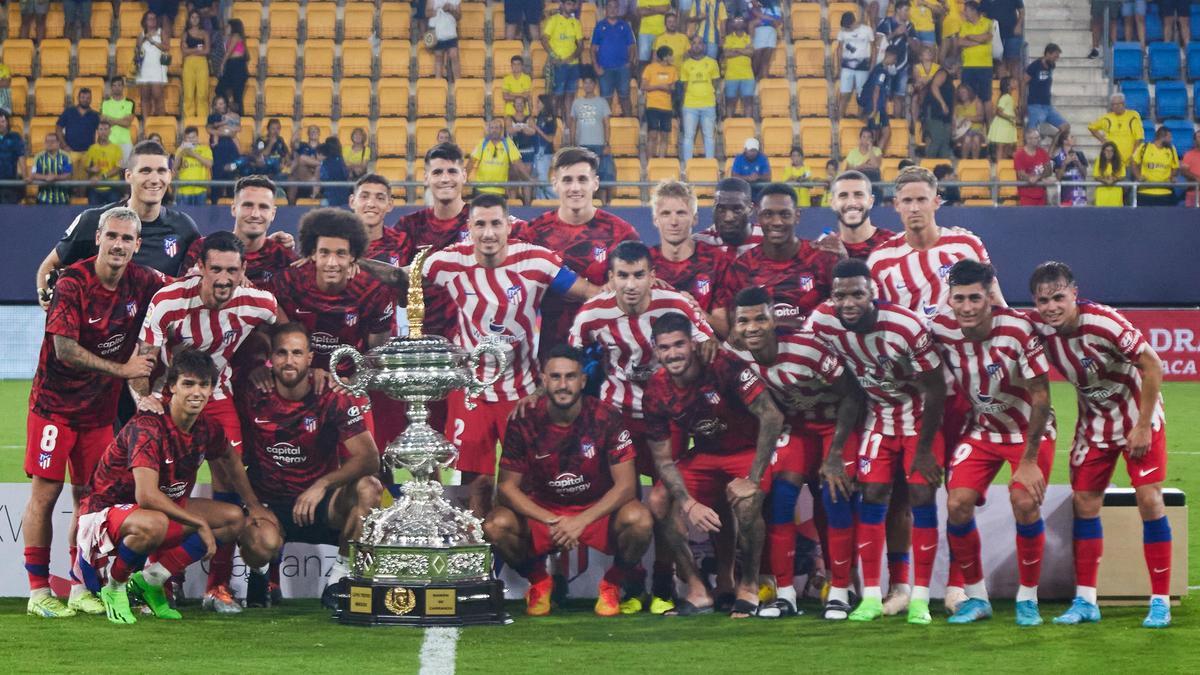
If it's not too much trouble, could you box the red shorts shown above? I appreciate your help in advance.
[774,419,861,481]
[621,413,655,478]
[25,411,113,485]
[101,504,186,547]
[678,450,775,507]
[527,500,614,556]
[445,389,516,476]
[948,436,1055,498]
[856,428,946,485]
[203,397,243,449]
[1069,424,1168,493]
[941,391,972,461]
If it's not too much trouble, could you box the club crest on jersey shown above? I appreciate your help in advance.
[985,362,1002,378]
[820,354,840,378]
[222,329,237,346]
[580,439,596,459]
[1118,330,1138,352]
[389,254,400,266]
[739,368,755,383]
[705,390,721,405]
[593,246,607,262]
[798,274,814,292]
[345,312,358,327]
[1081,357,1101,373]
[694,277,711,297]
[303,416,317,432]
[506,284,522,301]
[125,301,138,316]
[163,236,178,257]
[937,263,954,278]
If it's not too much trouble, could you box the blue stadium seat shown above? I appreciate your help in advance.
[1193,82,1200,118]
[1112,42,1144,80]
[1122,80,1151,118]
[1143,118,1157,144]
[1148,42,1181,81]
[1155,80,1188,119]
[1192,4,1200,41]
[1165,119,1196,155]
[1146,7,1164,43]
[1188,42,1200,80]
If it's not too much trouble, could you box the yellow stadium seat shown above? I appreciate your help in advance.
[919,158,946,172]
[958,159,994,200]
[647,158,681,183]
[454,118,487,154]
[266,39,298,77]
[758,79,791,118]
[242,79,259,117]
[167,42,185,78]
[530,43,548,77]
[491,40,525,79]
[761,118,796,157]
[380,4,412,41]
[144,116,178,150]
[29,117,59,154]
[454,79,487,118]
[163,77,182,116]
[300,117,334,143]
[244,38,260,77]
[799,119,833,157]
[416,79,449,117]
[416,48,437,78]
[338,117,371,147]
[580,3,597,38]
[10,78,28,116]
[75,39,110,78]
[301,80,334,117]
[413,119,445,156]
[795,79,829,117]
[342,42,374,78]
[3,40,34,78]
[118,2,148,38]
[721,118,756,158]
[269,2,301,40]
[492,4,506,30]
[379,41,412,79]
[460,4,485,36]
[90,2,114,38]
[880,157,903,181]
[377,118,410,157]
[263,78,296,117]
[305,3,337,40]
[609,118,640,157]
[458,40,487,79]
[768,155,791,178]
[38,39,71,78]
[685,158,720,197]
[231,2,262,38]
[791,4,822,41]
[344,4,376,40]
[805,157,833,179]
[377,79,410,117]
[997,163,1018,203]
[375,158,409,196]
[407,159,427,202]
[74,75,105,97]
[884,120,909,158]
[339,80,373,118]
[305,39,336,78]
[768,43,787,78]
[263,118,294,146]
[839,119,866,154]
[35,77,68,116]
[829,3,862,25]
[613,158,641,199]
[793,40,825,79]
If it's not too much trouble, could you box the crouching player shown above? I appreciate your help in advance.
[75,350,280,625]
[234,323,383,609]
[932,261,1056,626]
[643,312,784,618]
[484,345,653,617]
[1029,262,1172,629]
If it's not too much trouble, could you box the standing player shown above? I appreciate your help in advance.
[817,170,896,260]
[351,173,413,267]
[643,312,784,618]
[712,183,839,336]
[647,180,730,321]
[807,259,946,625]
[424,193,599,517]
[76,350,280,625]
[725,286,864,620]
[23,208,165,618]
[511,146,640,359]
[36,140,199,306]
[234,324,384,609]
[180,176,298,286]
[692,177,763,257]
[1029,262,1173,629]
[931,260,1056,626]
[132,231,280,613]
[484,345,652,617]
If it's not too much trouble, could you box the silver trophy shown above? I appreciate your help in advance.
[329,248,511,626]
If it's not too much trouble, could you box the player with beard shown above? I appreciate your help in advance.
[76,350,279,625]
[179,176,298,286]
[724,286,865,620]
[234,324,384,610]
[484,345,652,617]
[816,171,897,260]
[932,261,1056,626]
[807,259,946,625]
[1028,262,1173,629]
[692,178,764,257]
[425,194,600,518]
[132,232,280,613]
[511,146,640,359]
[23,208,166,618]
[712,183,839,336]
[647,180,730,320]
[643,312,784,618]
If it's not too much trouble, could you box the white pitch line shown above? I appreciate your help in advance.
[418,627,460,675]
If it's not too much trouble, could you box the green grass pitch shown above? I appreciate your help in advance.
[1,380,1198,673]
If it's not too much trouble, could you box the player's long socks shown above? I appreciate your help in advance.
[651,560,673,599]
[1143,516,1172,599]
[911,504,938,601]
[110,541,148,585]
[887,552,910,589]
[206,491,240,591]
[767,479,801,592]
[1072,516,1102,603]
[270,554,282,586]
[514,557,549,585]
[24,546,51,595]
[946,519,985,599]
[856,500,887,598]
[143,533,207,586]
[1015,519,1045,602]
[820,484,855,593]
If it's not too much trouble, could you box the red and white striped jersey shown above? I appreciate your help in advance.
[423,240,573,402]
[1028,301,1165,448]
[867,228,991,321]
[723,331,844,424]
[807,301,941,436]
[140,275,279,400]
[930,307,1054,444]
[569,288,714,418]
[692,223,764,257]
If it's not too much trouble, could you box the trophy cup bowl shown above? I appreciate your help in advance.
[329,248,512,626]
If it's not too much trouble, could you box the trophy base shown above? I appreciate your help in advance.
[335,578,511,627]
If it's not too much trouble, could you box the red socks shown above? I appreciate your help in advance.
[946,519,983,585]
[206,543,235,591]
[766,523,796,587]
[1143,516,1172,596]
[1015,519,1045,588]
[24,546,50,590]
[855,502,888,588]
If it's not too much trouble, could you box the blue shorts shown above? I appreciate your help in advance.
[1026,103,1067,130]
[504,0,544,26]
[638,32,657,62]
[752,25,779,49]
[1121,0,1147,17]
[1002,36,1024,60]
[724,79,755,98]
[891,68,909,96]
[553,63,580,95]
[916,30,937,44]
[599,65,631,98]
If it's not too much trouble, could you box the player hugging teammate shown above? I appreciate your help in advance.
[22,157,1174,630]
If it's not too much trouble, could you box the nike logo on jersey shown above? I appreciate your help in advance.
[254,418,270,424]
[1139,467,1158,477]
[295,309,313,314]
[857,543,870,550]
[535,453,552,459]
[230,441,242,447]
[164,458,174,464]
[833,559,849,566]
[88,317,103,324]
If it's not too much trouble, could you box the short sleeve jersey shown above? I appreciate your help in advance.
[724,331,845,424]
[643,351,766,456]
[716,240,839,332]
[649,241,731,313]
[181,235,299,287]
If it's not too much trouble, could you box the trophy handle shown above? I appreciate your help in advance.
[329,346,369,396]
[464,338,509,398]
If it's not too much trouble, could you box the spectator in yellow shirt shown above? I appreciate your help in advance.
[502,55,533,118]
[466,118,528,199]
[641,46,678,158]
[912,0,943,45]
[722,16,756,118]
[957,1,993,105]
[782,146,813,207]
[1088,93,1144,169]
[689,0,728,58]
[85,121,125,205]
[174,126,214,206]
[542,0,584,119]
[637,0,672,67]
[653,12,692,75]
[679,37,721,162]
[1132,126,1179,206]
